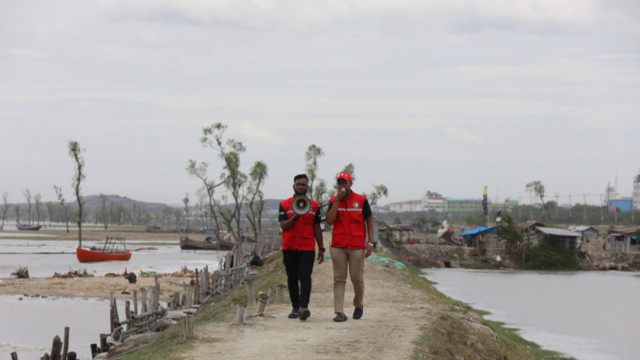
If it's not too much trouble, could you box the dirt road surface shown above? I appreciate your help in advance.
[183,257,432,360]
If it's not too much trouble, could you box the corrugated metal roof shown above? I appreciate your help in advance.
[607,226,640,235]
[567,226,596,232]
[537,227,581,237]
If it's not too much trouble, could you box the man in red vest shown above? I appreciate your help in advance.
[326,172,374,322]
[279,174,325,321]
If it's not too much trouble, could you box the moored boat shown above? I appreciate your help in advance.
[77,235,131,262]
[17,224,42,231]
[180,236,235,251]
[76,247,132,262]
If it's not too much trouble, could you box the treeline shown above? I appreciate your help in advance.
[2,198,184,228]
[374,202,639,234]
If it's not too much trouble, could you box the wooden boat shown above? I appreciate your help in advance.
[180,236,235,251]
[77,235,131,262]
[77,247,132,262]
[17,224,42,231]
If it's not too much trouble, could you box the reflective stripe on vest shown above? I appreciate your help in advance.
[330,192,367,249]
[281,196,319,251]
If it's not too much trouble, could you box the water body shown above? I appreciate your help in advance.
[423,268,640,360]
[0,238,226,359]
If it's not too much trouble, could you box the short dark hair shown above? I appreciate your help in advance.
[294,174,309,182]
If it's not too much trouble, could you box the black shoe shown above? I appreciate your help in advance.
[333,313,348,322]
[299,308,311,321]
[288,308,301,319]
[353,307,363,320]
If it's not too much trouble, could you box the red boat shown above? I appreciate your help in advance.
[76,247,131,262]
[76,235,131,262]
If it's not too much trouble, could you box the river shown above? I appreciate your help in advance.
[422,268,640,360]
[0,233,225,360]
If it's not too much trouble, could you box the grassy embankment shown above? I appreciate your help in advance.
[113,248,571,360]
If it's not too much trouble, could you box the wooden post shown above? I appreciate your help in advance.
[183,315,195,340]
[49,335,62,360]
[246,280,256,305]
[140,288,148,314]
[67,352,77,360]
[267,288,275,304]
[235,302,247,324]
[62,327,69,360]
[124,301,131,331]
[276,284,287,302]
[133,290,138,316]
[154,276,160,311]
[100,334,108,352]
[90,343,98,358]
[254,290,268,316]
[109,293,119,333]
[10,352,18,360]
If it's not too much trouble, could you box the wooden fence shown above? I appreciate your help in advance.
[8,235,281,360]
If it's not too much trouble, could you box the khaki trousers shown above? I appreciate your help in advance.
[330,247,365,314]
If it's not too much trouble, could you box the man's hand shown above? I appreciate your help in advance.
[364,243,372,258]
[336,187,347,201]
[317,251,324,264]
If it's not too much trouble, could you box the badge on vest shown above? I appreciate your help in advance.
[353,202,360,208]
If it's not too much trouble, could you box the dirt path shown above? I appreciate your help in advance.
[183,257,431,360]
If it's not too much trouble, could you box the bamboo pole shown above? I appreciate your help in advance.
[62,327,69,360]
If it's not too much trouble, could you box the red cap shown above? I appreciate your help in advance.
[337,172,352,181]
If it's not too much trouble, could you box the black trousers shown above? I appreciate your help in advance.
[282,250,315,309]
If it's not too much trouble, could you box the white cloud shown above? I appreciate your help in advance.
[444,127,482,144]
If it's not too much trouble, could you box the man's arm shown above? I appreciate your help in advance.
[314,223,324,264]
[325,200,338,225]
[279,204,299,230]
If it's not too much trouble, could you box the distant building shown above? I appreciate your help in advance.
[608,199,633,212]
[443,198,518,215]
[607,226,640,251]
[388,199,422,212]
[567,226,599,239]
[422,191,445,212]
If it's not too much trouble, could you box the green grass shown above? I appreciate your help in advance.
[401,263,573,360]
[120,251,287,359]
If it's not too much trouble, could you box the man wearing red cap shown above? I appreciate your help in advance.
[326,171,374,322]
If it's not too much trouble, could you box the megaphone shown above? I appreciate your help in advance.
[292,195,312,215]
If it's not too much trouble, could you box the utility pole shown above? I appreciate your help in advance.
[599,194,604,225]
[583,194,587,223]
[568,194,573,222]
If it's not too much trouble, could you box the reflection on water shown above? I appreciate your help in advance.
[423,268,640,360]
[0,239,224,277]
[0,239,227,360]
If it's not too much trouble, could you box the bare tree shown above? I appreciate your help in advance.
[245,161,268,241]
[1,192,9,230]
[34,193,42,225]
[98,193,109,230]
[182,192,190,231]
[68,140,86,247]
[526,180,552,222]
[305,144,324,198]
[187,160,225,241]
[366,184,389,207]
[201,123,248,242]
[54,185,71,232]
[23,189,32,224]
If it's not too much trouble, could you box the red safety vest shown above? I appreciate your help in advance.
[280,195,320,251]
[330,191,367,249]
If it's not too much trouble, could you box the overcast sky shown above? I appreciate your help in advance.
[1,0,639,208]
